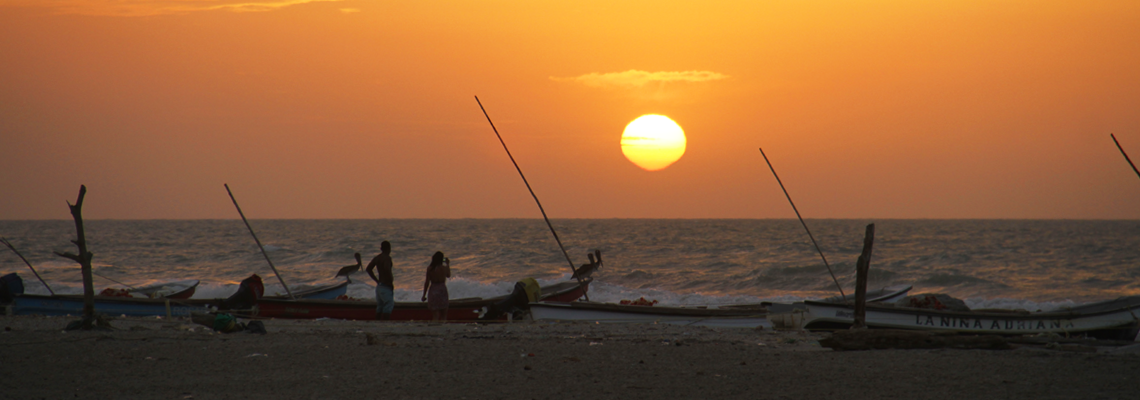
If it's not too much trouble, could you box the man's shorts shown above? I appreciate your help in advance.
[375,284,395,315]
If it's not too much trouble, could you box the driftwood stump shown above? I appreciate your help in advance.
[53,185,111,331]
[819,329,1012,351]
[852,224,874,329]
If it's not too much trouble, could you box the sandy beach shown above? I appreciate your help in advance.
[2,315,1139,399]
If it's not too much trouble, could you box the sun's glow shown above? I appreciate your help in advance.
[620,115,686,171]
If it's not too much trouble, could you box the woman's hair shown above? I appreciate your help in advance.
[430,251,445,268]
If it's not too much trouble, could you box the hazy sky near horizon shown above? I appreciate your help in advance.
[2,1,1139,219]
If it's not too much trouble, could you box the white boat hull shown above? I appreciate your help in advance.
[765,284,913,314]
[803,296,1140,339]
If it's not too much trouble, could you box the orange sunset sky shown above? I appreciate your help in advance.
[1,0,1139,219]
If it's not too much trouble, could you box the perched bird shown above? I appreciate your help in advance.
[335,253,363,282]
[572,250,602,280]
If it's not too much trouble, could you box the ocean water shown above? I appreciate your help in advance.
[1,219,1137,311]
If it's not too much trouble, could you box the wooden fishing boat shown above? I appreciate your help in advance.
[263,280,348,300]
[6,277,208,317]
[249,279,589,321]
[6,281,346,318]
[8,294,217,317]
[801,295,1140,340]
[528,301,769,328]
[758,284,913,314]
[125,280,199,300]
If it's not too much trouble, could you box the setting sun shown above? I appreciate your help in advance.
[620,115,687,171]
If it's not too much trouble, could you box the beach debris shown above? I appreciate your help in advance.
[99,288,132,297]
[1107,344,1140,354]
[770,314,807,332]
[1045,342,1097,353]
[562,356,581,362]
[246,321,267,335]
[190,312,264,334]
[819,329,1011,351]
[244,353,268,358]
[364,332,396,346]
[619,297,658,306]
[65,315,112,331]
[895,294,971,312]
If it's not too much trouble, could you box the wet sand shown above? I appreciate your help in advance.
[2,315,1139,399]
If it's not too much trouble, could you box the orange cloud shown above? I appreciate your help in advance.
[552,70,729,88]
[0,0,342,17]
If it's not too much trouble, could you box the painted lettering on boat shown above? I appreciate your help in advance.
[912,313,1074,331]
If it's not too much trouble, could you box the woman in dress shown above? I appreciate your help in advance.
[421,251,451,321]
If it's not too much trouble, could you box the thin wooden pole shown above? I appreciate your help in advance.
[1,237,55,295]
[759,148,846,299]
[1111,134,1140,181]
[224,184,295,300]
[474,96,588,300]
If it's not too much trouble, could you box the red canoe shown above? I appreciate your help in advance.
[249,279,589,321]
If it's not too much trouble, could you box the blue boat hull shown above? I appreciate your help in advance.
[9,281,349,317]
[10,294,215,317]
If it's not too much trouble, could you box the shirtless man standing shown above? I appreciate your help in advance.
[365,241,395,320]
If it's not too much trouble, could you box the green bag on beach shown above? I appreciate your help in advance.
[213,313,237,332]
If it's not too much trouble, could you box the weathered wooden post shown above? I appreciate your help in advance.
[53,185,108,329]
[852,223,875,329]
